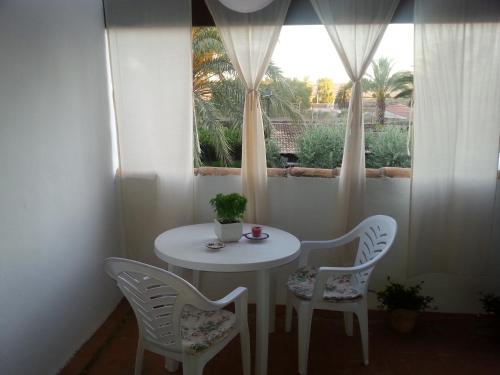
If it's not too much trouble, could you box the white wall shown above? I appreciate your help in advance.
[0,1,121,374]
[195,175,500,314]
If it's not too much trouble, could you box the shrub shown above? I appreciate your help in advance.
[198,127,217,164]
[296,125,345,168]
[366,126,411,168]
[266,138,283,168]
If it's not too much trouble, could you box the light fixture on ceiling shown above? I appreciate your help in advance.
[218,0,275,13]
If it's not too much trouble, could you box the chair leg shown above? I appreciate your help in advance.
[285,296,293,333]
[165,358,179,372]
[297,305,313,375]
[356,304,369,366]
[343,312,353,336]
[182,356,203,375]
[240,325,251,375]
[134,339,144,375]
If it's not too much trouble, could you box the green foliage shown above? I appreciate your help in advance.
[314,77,335,104]
[266,138,283,168]
[193,27,304,165]
[377,277,434,312]
[365,126,411,168]
[296,125,345,168]
[209,193,247,224]
[480,293,500,317]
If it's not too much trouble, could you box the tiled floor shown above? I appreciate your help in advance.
[61,300,500,374]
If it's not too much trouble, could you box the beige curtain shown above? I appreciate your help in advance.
[205,0,291,224]
[105,0,194,265]
[409,0,500,275]
[310,0,399,236]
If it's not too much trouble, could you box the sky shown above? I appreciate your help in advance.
[272,24,414,84]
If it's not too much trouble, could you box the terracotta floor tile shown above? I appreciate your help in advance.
[60,301,500,375]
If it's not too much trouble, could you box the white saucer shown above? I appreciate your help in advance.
[206,241,225,250]
[243,232,270,241]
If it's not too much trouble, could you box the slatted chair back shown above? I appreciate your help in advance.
[352,215,397,292]
[105,258,207,353]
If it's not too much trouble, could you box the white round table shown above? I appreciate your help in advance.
[154,223,301,375]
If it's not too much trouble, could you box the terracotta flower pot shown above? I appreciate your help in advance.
[390,309,419,333]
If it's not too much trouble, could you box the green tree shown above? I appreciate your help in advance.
[314,78,335,104]
[363,57,413,125]
[285,78,312,111]
[192,27,303,166]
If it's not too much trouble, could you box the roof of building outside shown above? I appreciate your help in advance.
[270,121,304,155]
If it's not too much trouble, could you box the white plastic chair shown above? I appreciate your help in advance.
[105,257,250,375]
[285,215,397,374]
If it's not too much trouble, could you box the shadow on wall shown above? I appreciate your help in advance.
[119,172,163,267]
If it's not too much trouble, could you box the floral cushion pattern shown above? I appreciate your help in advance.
[181,305,236,354]
[287,266,362,301]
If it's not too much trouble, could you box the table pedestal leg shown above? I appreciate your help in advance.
[269,270,276,333]
[192,270,200,289]
[256,269,270,375]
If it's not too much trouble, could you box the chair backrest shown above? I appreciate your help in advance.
[105,257,206,353]
[351,215,397,291]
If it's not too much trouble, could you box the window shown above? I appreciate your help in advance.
[193,24,414,170]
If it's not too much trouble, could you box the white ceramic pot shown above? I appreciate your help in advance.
[214,219,242,242]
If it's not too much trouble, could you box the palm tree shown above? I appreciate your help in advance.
[363,57,413,125]
[192,27,236,166]
[192,27,303,166]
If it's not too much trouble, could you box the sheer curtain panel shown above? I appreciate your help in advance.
[205,0,291,224]
[409,0,500,275]
[310,0,399,237]
[105,0,194,265]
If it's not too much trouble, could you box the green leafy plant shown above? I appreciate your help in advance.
[296,124,345,168]
[480,293,500,317]
[209,193,247,224]
[377,277,434,312]
[365,126,411,168]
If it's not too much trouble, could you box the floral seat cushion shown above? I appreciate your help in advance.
[287,266,362,301]
[181,305,236,354]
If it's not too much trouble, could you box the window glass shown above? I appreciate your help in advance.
[193,24,414,169]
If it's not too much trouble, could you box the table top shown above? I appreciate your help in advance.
[154,223,301,272]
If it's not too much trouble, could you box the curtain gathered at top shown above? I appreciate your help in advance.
[310,0,399,238]
[104,0,194,265]
[409,0,500,275]
[205,0,291,224]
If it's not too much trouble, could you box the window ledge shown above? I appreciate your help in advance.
[195,167,413,178]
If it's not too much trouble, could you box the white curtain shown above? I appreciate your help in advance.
[205,0,291,224]
[409,0,500,275]
[310,0,399,236]
[105,0,194,264]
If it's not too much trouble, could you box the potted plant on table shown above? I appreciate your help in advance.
[209,193,247,242]
[377,277,434,334]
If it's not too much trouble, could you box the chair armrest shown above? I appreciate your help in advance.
[299,230,358,267]
[211,287,248,309]
[186,287,248,312]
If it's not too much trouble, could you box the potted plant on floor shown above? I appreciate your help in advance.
[377,277,434,334]
[480,293,500,318]
[479,293,500,334]
[210,193,247,242]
